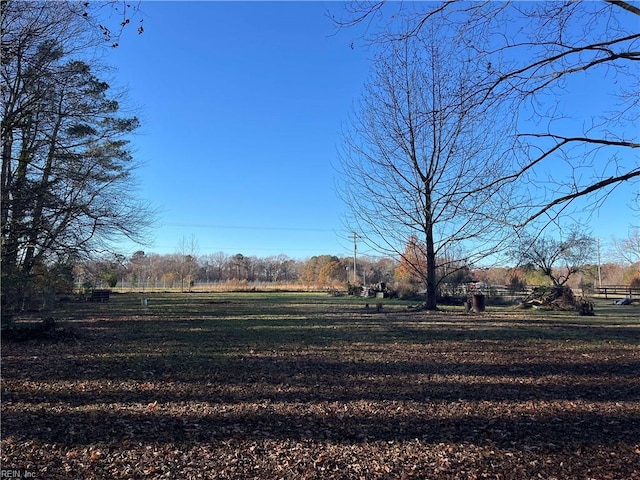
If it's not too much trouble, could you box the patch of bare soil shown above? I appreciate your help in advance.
[1,304,639,479]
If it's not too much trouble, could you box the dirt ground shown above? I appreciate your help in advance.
[1,293,639,479]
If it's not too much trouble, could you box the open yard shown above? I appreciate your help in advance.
[1,292,639,479]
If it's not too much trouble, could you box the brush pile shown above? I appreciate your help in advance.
[518,285,589,312]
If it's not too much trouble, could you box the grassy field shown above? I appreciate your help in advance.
[1,292,639,479]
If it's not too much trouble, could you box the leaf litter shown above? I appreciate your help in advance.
[1,294,639,479]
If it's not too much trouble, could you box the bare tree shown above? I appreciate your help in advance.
[334,1,639,227]
[510,227,596,287]
[611,230,640,279]
[79,0,145,48]
[210,251,230,282]
[338,30,514,309]
[176,235,199,292]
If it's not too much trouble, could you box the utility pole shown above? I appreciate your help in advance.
[353,231,358,284]
[597,238,602,289]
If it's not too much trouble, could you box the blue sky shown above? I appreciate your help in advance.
[108,1,371,258]
[105,1,638,261]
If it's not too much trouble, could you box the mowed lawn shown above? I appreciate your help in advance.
[1,292,639,479]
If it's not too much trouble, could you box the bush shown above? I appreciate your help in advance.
[395,283,420,299]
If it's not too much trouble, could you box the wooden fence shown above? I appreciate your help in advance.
[448,283,639,299]
[594,285,640,299]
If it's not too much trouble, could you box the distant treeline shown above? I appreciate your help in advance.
[75,251,639,295]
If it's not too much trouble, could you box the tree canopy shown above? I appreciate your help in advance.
[509,227,596,287]
[338,21,514,309]
[336,0,639,226]
[1,1,153,310]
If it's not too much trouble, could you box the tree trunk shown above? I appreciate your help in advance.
[424,222,438,310]
[22,111,62,275]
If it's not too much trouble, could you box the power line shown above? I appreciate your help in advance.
[163,223,335,233]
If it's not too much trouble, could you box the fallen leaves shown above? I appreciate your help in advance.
[1,293,639,478]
